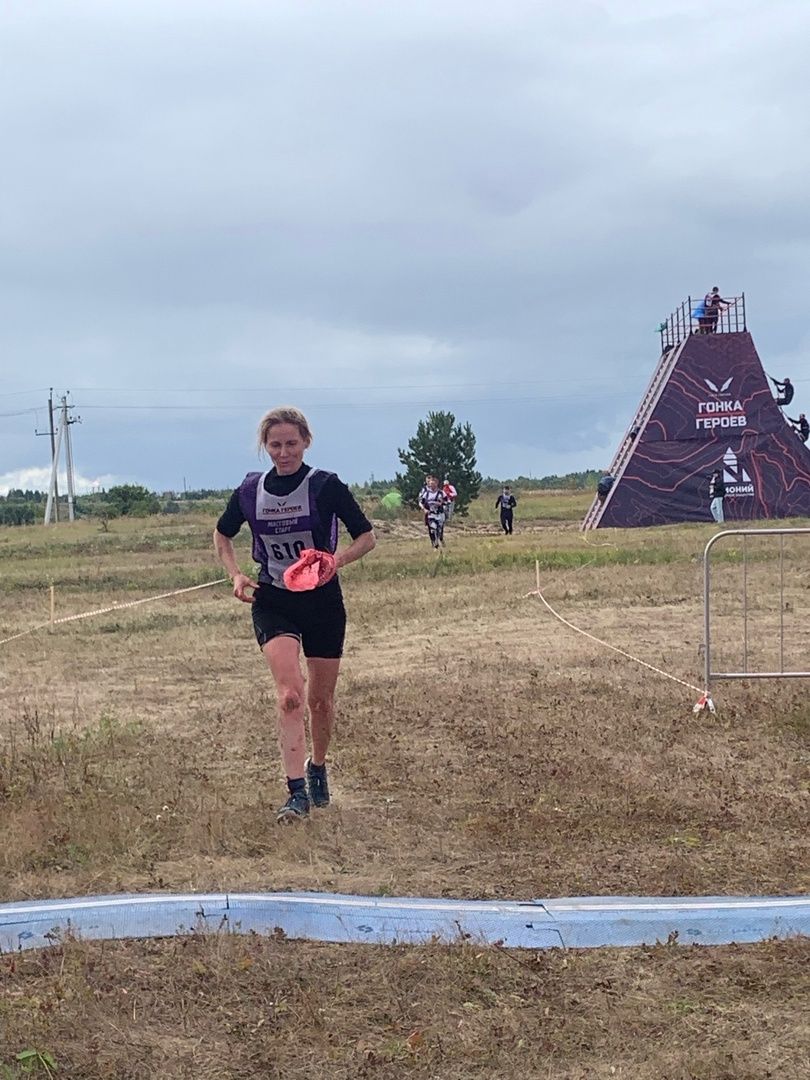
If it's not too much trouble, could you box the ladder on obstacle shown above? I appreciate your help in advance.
[581,336,689,530]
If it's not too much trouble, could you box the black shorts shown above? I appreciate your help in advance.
[251,579,346,659]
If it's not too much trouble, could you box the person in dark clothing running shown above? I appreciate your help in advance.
[495,485,517,534]
[788,413,810,443]
[213,406,376,824]
[708,469,726,523]
[771,377,794,406]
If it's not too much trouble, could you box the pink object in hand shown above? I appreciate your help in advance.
[283,548,337,591]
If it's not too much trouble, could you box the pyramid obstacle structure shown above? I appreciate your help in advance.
[583,295,810,529]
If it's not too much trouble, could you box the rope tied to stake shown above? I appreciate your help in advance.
[524,561,714,713]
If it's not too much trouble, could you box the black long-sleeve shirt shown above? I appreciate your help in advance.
[216,464,372,541]
[774,379,795,404]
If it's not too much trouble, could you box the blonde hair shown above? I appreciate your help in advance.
[257,406,313,451]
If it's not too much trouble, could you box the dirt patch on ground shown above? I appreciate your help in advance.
[1,934,807,1079]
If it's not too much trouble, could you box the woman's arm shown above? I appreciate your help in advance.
[324,477,376,572]
[334,529,376,571]
[213,528,259,602]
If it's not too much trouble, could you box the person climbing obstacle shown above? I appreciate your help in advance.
[788,413,810,443]
[597,474,615,504]
[771,377,794,407]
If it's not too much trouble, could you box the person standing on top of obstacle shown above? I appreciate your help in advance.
[788,413,810,443]
[419,474,446,548]
[702,286,732,334]
[213,406,376,824]
[495,485,517,534]
[771,377,794,407]
[708,469,726,523]
[442,477,458,521]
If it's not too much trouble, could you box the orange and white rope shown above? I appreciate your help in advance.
[524,561,711,706]
[0,578,228,648]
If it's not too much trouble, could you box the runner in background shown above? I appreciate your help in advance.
[417,475,430,526]
[419,474,446,548]
[442,478,458,521]
[495,485,517,534]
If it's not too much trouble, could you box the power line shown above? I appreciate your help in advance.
[5,391,635,418]
[73,392,635,411]
[0,407,40,419]
[0,388,50,399]
[60,374,810,394]
[68,376,641,394]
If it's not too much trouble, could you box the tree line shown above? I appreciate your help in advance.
[1,412,602,525]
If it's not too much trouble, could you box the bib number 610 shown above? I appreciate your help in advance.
[270,540,306,561]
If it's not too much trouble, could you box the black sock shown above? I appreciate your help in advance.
[308,760,326,776]
[287,776,306,794]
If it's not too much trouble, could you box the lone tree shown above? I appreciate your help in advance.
[396,410,482,514]
[106,484,160,517]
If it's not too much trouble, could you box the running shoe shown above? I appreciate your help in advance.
[276,789,310,824]
[305,757,330,808]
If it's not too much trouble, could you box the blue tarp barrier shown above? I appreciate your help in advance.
[0,892,807,953]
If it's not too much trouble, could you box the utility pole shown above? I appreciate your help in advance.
[35,388,59,521]
[43,393,81,525]
[64,397,76,522]
[43,406,65,526]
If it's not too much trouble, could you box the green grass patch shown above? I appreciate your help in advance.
[463,489,593,524]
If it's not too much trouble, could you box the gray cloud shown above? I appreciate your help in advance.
[2,0,810,490]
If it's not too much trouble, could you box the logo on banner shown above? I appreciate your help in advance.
[705,377,733,393]
[696,376,747,431]
[722,447,754,496]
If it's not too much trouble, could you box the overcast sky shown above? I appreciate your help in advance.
[2,0,809,494]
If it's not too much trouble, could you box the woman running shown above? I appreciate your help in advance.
[213,406,375,823]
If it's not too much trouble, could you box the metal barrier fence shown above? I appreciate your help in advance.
[659,294,746,352]
[703,527,810,690]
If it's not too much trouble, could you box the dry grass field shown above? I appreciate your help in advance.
[0,492,808,1077]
